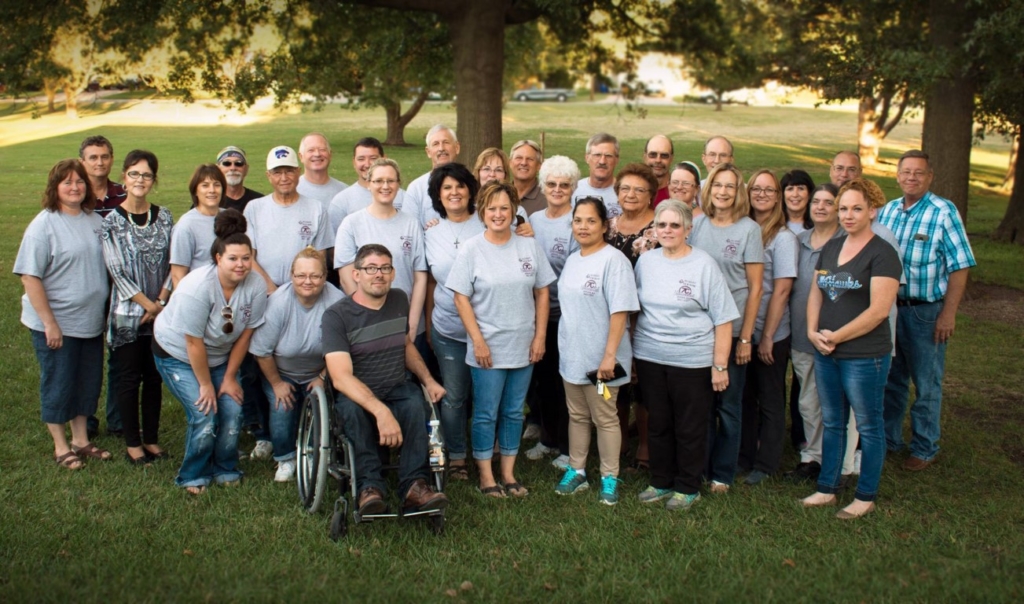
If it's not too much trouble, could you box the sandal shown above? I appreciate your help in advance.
[448,465,469,481]
[478,485,506,499]
[143,447,171,461]
[54,451,83,470]
[72,443,112,461]
[502,481,529,498]
[125,452,151,466]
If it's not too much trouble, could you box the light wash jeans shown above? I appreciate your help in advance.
[470,365,533,460]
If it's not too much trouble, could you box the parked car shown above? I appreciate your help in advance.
[514,88,575,102]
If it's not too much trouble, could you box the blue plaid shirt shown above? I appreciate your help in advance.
[877,192,976,302]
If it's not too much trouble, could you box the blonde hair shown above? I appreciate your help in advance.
[291,246,327,275]
[747,169,786,246]
[701,163,748,222]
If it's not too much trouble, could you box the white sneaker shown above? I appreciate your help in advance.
[274,459,296,482]
[522,424,541,440]
[852,450,862,475]
[525,442,554,460]
[251,440,274,460]
[551,454,570,470]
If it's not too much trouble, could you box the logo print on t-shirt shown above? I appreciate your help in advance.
[552,241,566,258]
[675,280,696,301]
[583,278,599,296]
[400,236,413,257]
[520,258,535,277]
[239,303,253,324]
[723,239,740,259]
[816,270,862,302]
[299,221,313,240]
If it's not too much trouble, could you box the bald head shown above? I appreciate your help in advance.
[830,151,862,187]
[644,135,675,185]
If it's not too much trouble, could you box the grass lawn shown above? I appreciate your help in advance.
[0,100,1022,602]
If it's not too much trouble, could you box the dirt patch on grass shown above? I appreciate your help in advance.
[959,282,1024,329]
[946,384,1024,464]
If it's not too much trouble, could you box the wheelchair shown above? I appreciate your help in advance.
[296,383,447,540]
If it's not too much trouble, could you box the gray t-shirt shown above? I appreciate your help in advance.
[170,208,219,271]
[528,210,579,318]
[329,184,406,237]
[297,175,347,214]
[787,220,808,236]
[244,194,332,286]
[633,247,740,368]
[870,221,904,354]
[688,215,764,337]
[154,264,268,366]
[14,210,108,338]
[573,179,621,218]
[401,171,432,227]
[334,209,427,335]
[425,217,486,341]
[754,228,798,343]
[445,233,557,368]
[557,245,639,385]
[250,282,344,382]
[790,228,842,354]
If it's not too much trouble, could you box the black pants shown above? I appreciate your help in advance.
[789,362,805,448]
[638,360,713,495]
[739,337,791,474]
[110,335,163,448]
[530,321,568,455]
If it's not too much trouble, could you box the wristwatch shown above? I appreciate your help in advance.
[713,365,727,372]
[157,299,167,307]
[739,338,751,345]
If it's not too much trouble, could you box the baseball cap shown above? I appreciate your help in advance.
[267,146,299,170]
[216,146,247,164]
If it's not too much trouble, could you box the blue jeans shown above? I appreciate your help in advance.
[153,355,243,488]
[431,330,471,460]
[471,365,533,460]
[260,374,307,462]
[815,352,891,502]
[31,330,103,424]
[883,301,946,461]
[706,340,746,485]
[334,379,429,499]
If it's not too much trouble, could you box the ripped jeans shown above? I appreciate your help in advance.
[153,354,243,488]
[430,330,471,460]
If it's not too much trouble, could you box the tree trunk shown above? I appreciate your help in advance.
[444,1,507,164]
[993,126,1024,244]
[921,0,976,223]
[383,91,430,146]
[1002,135,1018,192]
[64,85,79,119]
[43,78,59,113]
[714,89,723,112]
[857,96,882,166]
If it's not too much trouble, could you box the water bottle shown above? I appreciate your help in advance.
[428,419,445,467]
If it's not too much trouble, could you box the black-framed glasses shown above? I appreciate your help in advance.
[126,171,155,182]
[221,160,245,168]
[646,151,671,160]
[221,306,234,334]
[357,265,394,275]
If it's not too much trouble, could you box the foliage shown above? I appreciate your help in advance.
[969,1,1024,136]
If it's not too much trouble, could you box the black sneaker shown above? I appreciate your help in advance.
[785,461,821,483]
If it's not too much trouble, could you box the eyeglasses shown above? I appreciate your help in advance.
[619,185,650,196]
[831,165,859,174]
[588,153,618,161]
[669,181,697,191]
[545,181,573,191]
[646,152,671,160]
[750,187,778,196]
[357,265,394,275]
[898,170,929,179]
[293,273,325,282]
[655,221,684,230]
[703,152,732,161]
[711,182,737,191]
[370,179,398,187]
[126,171,155,182]
[221,160,245,168]
[221,306,234,334]
[479,166,505,174]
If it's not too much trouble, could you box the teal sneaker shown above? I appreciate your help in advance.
[599,475,621,506]
[665,491,701,511]
[638,485,673,503]
[555,467,588,495]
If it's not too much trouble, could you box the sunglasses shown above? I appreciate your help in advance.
[222,306,234,334]
[221,160,246,168]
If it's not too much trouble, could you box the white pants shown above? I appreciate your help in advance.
[791,350,858,474]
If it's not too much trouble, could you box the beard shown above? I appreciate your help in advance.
[225,173,244,186]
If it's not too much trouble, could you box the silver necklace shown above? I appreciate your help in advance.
[446,218,471,248]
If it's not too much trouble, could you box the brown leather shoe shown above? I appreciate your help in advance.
[357,487,387,515]
[403,479,448,513]
[902,456,934,472]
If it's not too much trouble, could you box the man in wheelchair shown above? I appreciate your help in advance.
[322,244,448,516]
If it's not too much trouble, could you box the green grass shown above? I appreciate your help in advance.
[1,101,1023,602]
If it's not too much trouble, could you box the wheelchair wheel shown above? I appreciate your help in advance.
[296,385,332,514]
[430,514,445,536]
[330,498,349,541]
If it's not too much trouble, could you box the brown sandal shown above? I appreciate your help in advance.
[448,465,469,481]
[72,443,112,461]
[54,451,84,470]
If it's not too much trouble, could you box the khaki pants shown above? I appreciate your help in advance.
[564,380,621,477]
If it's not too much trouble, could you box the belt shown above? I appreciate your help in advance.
[896,298,942,307]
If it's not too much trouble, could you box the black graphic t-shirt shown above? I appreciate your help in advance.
[814,234,902,359]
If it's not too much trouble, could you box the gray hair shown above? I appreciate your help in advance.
[703,135,734,155]
[510,139,543,161]
[538,155,581,187]
[585,132,619,155]
[654,198,694,231]
[299,132,331,153]
[426,124,458,146]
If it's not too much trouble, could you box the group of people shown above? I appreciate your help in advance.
[16,126,975,521]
